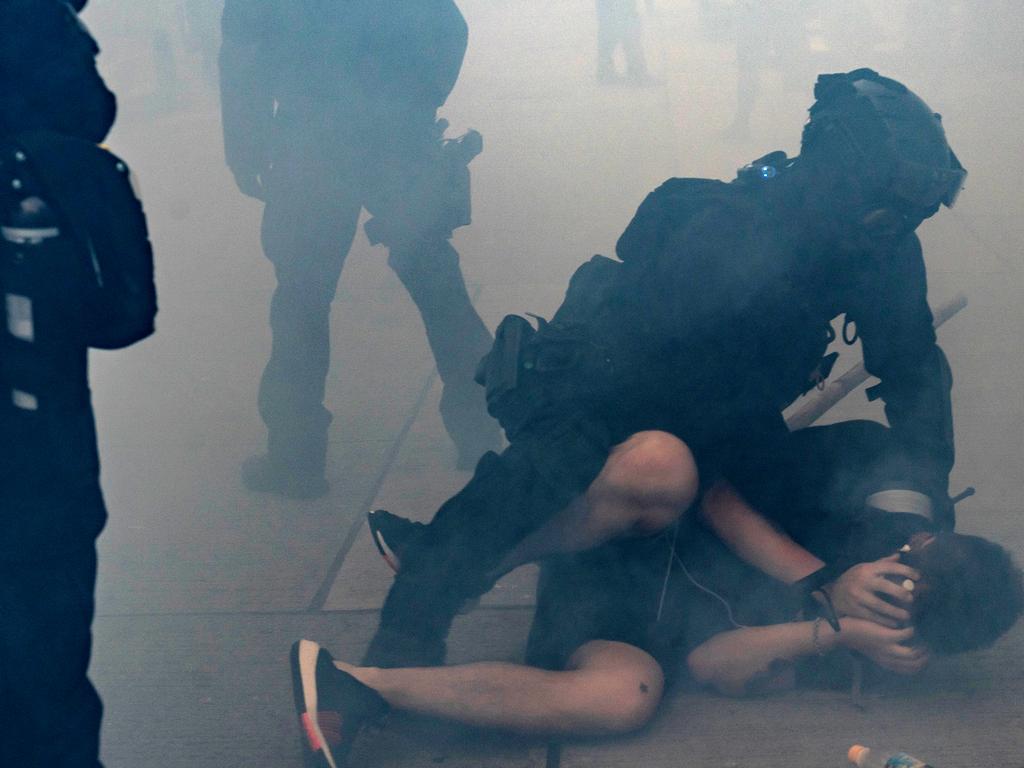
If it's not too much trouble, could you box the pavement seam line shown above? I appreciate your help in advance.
[306,364,439,611]
[306,284,486,612]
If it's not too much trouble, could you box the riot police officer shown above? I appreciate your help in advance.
[363,69,966,668]
[220,0,501,499]
[0,2,157,764]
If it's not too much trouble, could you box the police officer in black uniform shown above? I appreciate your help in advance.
[220,0,501,499]
[363,69,966,669]
[0,2,157,764]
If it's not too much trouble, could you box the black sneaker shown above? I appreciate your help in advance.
[241,455,329,500]
[290,639,390,768]
[368,510,483,616]
[367,510,425,573]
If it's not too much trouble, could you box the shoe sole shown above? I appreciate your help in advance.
[368,512,401,573]
[290,639,340,768]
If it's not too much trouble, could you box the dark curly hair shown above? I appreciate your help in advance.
[903,532,1024,654]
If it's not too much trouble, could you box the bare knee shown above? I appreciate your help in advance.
[601,431,699,529]
[566,641,665,734]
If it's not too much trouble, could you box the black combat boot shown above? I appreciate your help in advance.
[242,423,330,499]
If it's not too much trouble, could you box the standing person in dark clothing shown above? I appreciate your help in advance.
[220,0,501,499]
[0,2,157,765]
[362,68,967,670]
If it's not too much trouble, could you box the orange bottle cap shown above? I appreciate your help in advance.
[849,745,868,764]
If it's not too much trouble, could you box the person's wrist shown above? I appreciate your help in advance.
[834,617,861,651]
[812,616,841,655]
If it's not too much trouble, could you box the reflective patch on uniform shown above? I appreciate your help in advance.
[5,293,34,342]
[12,389,38,411]
[866,489,934,521]
[1,225,60,244]
[101,146,143,201]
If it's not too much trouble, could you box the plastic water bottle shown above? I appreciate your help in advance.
[848,745,934,768]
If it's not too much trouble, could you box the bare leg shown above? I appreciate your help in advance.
[491,431,699,576]
[340,640,664,736]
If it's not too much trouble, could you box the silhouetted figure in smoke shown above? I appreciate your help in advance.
[720,0,812,140]
[183,0,223,89]
[0,1,157,764]
[362,69,967,671]
[220,0,501,499]
[596,0,653,84]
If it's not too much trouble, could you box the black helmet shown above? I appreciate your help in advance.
[800,69,966,230]
[0,0,114,141]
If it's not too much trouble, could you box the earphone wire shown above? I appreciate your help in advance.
[654,520,748,629]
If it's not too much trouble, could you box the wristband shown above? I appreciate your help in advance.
[816,585,842,633]
[793,564,841,595]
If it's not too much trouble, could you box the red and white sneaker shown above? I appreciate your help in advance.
[290,639,390,768]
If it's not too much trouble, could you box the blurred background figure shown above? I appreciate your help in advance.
[710,0,878,140]
[79,0,221,115]
[182,0,222,90]
[716,0,815,139]
[596,0,653,84]
[220,0,501,499]
[0,1,157,765]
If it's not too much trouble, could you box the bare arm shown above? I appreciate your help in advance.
[700,479,824,584]
[687,618,926,697]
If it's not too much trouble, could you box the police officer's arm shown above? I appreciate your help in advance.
[85,151,157,348]
[850,234,955,525]
[219,0,275,199]
[702,478,917,627]
[0,0,115,142]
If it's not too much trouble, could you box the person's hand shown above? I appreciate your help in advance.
[838,617,929,675]
[825,555,921,628]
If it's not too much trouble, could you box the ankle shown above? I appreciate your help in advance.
[335,660,382,689]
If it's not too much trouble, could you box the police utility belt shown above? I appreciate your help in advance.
[475,315,616,418]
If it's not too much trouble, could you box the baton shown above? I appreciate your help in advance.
[785,293,968,431]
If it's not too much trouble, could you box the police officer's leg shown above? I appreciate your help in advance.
[364,414,613,667]
[386,237,501,467]
[367,145,501,468]
[247,157,363,497]
[0,548,103,767]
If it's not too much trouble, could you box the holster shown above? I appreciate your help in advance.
[475,313,615,438]
[474,314,533,402]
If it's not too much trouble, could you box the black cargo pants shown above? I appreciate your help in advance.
[0,547,103,767]
[364,319,624,666]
